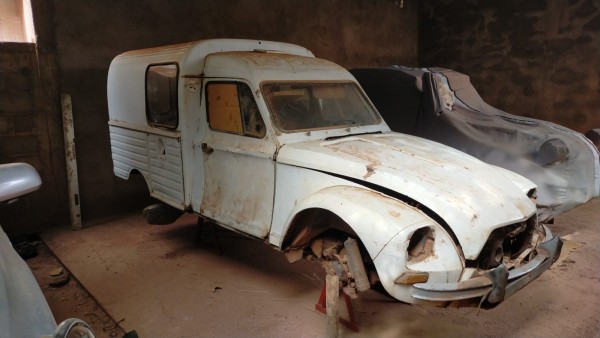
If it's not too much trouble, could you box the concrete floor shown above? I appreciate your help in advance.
[42,198,600,337]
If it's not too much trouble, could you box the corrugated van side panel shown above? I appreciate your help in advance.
[147,134,185,206]
[109,125,149,179]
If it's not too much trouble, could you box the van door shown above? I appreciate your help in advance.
[144,63,185,207]
[199,80,275,238]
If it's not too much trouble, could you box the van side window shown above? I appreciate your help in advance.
[146,63,178,129]
[206,82,266,138]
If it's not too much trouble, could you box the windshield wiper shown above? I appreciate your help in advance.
[325,131,382,141]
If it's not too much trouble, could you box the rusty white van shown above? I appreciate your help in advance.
[107,39,561,307]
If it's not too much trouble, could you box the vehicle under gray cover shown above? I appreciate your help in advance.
[352,66,600,222]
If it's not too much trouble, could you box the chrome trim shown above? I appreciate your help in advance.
[53,318,96,338]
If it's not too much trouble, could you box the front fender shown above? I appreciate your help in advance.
[277,185,436,260]
[374,222,463,304]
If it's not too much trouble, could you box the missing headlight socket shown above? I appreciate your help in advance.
[407,227,435,262]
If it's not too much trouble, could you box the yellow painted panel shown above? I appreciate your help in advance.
[208,83,243,133]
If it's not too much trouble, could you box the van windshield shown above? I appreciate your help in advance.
[261,82,381,132]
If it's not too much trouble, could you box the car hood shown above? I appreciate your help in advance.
[277,132,536,260]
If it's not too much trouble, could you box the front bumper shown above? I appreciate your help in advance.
[411,225,562,308]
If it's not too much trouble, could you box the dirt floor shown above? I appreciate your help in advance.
[25,241,127,337]
[33,197,600,337]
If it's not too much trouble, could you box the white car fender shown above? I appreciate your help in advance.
[279,185,464,304]
[279,185,440,260]
[374,222,463,304]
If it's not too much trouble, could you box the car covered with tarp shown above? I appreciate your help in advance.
[352,66,600,222]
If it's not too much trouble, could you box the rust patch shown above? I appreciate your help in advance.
[364,164,376,179]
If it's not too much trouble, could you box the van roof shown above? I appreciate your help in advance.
[203,51,353,82]
[111,39,314,67]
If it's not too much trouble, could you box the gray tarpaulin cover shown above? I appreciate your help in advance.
[352,66,600,222]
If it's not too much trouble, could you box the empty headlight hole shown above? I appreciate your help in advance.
[407,227,434,262]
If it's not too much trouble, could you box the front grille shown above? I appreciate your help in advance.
[467,215,540,270]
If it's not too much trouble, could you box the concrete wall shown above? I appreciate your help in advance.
[420,0,600,133]
[1,0,418,234]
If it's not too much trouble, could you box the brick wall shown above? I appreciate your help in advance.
[0,42,68,235]
[420,0,600,133]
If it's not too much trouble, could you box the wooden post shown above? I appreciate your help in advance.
[325,274,340,338]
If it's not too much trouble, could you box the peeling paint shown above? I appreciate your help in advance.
[364,165,376,179]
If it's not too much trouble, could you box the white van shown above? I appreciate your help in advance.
[107,39,561,307]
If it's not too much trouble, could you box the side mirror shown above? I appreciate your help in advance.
[0,163,42,204]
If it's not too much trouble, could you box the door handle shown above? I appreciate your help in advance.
[201,143,213,154]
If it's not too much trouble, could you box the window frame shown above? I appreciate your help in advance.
[205,80,267,139]
[261,80,382,133]
[145,62,180,130]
